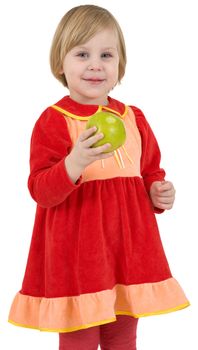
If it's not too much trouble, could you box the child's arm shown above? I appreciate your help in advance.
[133,106,174,212]
[28,108,77,208]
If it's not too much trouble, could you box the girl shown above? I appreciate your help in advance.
[8,5,189,350]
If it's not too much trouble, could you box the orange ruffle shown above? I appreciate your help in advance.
[8,277,189,333]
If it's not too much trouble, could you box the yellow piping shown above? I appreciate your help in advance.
[116,302,190,318]
[8,317,117,333]
[51,105,96,121]
[122,105,129,119]
[51,104,128,120]
[114,150,122,168]
[122,145,134,164]
[8,302,190,333]
[102,106,121,117]
[117,149,125,168]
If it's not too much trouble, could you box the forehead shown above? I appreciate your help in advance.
[76,28,118,49]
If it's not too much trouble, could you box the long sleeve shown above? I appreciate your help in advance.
[133,106,166,213]
[28,107,81,208]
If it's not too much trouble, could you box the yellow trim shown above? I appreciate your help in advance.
[114,150,122,168]
[122,145,134,164]
[8,320,42,331]
[117,149,125,168]
[8,302,190,333]
[51,105,98,121]
[115,302,190,318]
[122,105,129,119]
[101,159,105,168]
[8,317,117,333]
[102,106,121,117]
[51,104,128,120]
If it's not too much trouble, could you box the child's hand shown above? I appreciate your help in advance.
[71,126,114,168]
[149,181,176,210]
[65,127,114,183]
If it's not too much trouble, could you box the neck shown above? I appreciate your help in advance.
[69,95,109,106]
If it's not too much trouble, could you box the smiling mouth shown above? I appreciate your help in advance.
[83,78,105,83]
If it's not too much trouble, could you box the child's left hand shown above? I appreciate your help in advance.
[150,181,176,210]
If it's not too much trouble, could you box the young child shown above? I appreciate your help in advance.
[8,5,189,350]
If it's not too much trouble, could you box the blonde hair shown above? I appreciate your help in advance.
[50,5,127,87]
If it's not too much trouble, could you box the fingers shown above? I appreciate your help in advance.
[78,127,97,142]
[154,201,174,210]
[150,180,175,210]
[152,194,174,209]
[157,195,174,204]
[75,127,114,164]
[88,143,112,155]
[158,181,175,192]
[155,181,175,196]
[83,132,104,148]
[156,200,174,210]
[157,189,175,198]
[79,128,113,155]
[94,149,114,160]
[79,127,109,149]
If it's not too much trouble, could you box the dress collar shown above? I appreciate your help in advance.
[52,95,128,120]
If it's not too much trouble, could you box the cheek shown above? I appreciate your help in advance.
[109,63,119,82]
[65,63,82,78]
[62,63,75,81]
[62,56,75,75]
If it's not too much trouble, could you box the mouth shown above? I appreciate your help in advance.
[82,78,105,84]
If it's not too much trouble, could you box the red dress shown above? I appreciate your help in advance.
[8,96,189,333]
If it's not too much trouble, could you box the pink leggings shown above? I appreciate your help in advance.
[59,315,138,350]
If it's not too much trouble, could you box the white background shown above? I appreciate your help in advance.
[0,0,197,349]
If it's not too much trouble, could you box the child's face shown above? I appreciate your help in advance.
[61,28,119,105]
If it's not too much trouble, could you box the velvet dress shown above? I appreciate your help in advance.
[8,96,189,332]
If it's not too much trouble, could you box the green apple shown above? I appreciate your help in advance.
[86,111,126,153]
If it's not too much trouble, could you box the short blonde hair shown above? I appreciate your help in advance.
[50,5,127,87]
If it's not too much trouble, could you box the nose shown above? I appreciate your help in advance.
[87,58,102,71]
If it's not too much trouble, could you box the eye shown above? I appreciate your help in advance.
[101,52,113,58]
[76,52,89,58]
